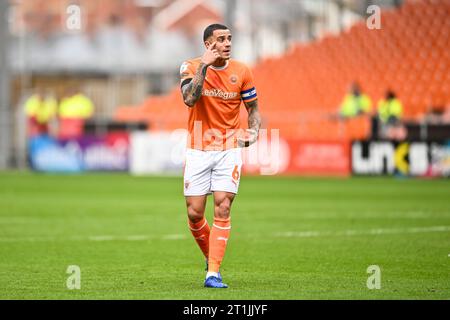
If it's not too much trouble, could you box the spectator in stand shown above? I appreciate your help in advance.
[339,82,372,119]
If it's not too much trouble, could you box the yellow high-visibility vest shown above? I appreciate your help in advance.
[377,98,403,123]
[59,94,94,119]
[340,94,372,117]
[24,94,57,124]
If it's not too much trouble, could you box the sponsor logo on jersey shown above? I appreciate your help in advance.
[203,88,238,100]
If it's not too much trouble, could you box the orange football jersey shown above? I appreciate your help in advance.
[180,58,257,151]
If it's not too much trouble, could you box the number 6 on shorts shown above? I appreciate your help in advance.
[232,165,240,181]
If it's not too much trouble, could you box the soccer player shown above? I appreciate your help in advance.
[180,24,261,288]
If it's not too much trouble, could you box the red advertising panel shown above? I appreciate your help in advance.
[242,138,351,176]
[286,140,351,176]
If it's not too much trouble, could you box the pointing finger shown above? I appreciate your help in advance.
[209,41,217,50]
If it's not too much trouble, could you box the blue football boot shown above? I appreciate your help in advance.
[204,275,228,288]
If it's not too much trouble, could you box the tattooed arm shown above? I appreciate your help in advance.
[245,99,261,133]
[238,99,262,148]
[181,63,208,107]
[182,42,220,107]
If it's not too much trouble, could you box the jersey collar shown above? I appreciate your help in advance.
[209,60,229,71]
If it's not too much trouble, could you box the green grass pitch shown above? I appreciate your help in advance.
[0,171,449,299]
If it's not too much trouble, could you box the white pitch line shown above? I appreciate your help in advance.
[275,226,450,238]
[124,235,152,241]
[162,234,187,240]
[0,234,187,242]
[1,226,449,243]
[89,236,116,241]
[89,234,187,241]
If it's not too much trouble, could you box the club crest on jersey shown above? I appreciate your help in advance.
[229,74,238,84]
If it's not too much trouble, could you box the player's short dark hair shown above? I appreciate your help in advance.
[203,24,229,42]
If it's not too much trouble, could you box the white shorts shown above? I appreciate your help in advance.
[183,148,243,196]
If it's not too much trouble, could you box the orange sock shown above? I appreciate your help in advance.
[208,217,231,273]
[188,217,210,258]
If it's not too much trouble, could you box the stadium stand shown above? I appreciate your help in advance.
[114,0,450,141]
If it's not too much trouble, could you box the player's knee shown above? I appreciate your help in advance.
[216,199,231,219]
[187,206,204,223]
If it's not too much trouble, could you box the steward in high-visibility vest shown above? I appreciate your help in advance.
[377,91,403,124]
[59,93,94,119]
[339,83,372,118]
[24,92,57,137]
[58,91,94,139]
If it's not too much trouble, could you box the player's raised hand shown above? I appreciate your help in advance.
[237,128,258,148]
[201,42,220,66]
